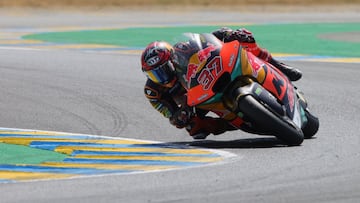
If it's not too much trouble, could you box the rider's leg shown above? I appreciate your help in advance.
[257,48,303,81]
[268,57,302,81]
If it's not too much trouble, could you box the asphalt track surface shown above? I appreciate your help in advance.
[1,9,360,203]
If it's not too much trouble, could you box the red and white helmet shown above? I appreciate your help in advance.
[141,41,176,85]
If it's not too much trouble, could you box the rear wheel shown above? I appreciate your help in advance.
[238,95,304,146]
[296,88,319,138]
[302,110,319,139]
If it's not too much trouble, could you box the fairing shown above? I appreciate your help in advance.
[174,33,239,106]
[174,32,305,129]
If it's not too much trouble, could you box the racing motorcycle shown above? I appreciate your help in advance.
[174,33,319,146]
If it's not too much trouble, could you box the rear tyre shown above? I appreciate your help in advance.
[238,95,304,146]
[302,110,319,139]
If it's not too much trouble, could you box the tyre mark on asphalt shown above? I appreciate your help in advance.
[43,83,128,137]
[0,71,127,137]
[0,88,102,136]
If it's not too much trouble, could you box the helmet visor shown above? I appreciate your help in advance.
[144,61,175,84]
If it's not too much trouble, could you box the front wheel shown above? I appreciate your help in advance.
[238,95,304,146]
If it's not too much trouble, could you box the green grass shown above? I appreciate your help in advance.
[0,143,67,165]
[23,22,360,57]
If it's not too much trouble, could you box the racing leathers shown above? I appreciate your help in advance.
[144,78,237,139]
[144,27,302,139]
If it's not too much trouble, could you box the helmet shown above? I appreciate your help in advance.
[141,41,176,85]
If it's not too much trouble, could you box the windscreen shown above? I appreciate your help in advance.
[173,33,223,91]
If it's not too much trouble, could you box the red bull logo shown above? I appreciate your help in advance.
[186,63,199,82]
[186,44,217,82]
[198,44,216,61]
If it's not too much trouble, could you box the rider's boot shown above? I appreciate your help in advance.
[191,132,210,140]
[269,58,302,81]
[187,117,235,140]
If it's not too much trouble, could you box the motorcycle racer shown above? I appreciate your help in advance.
[141,27,302,139]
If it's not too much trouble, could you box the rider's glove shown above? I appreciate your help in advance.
[213,27,256,43]
[212,27,234,42]
[169,109,192,129]
[232,28,256,43]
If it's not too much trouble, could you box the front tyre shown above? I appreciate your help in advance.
[238,95,304,146]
